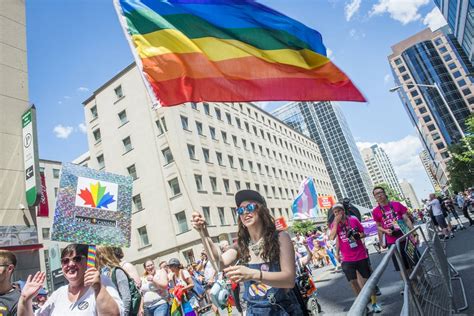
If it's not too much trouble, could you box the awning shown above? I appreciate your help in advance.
[0,244,43,252]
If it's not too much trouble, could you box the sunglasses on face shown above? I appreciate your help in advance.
[236,203,257,215]
[61,255,84,265]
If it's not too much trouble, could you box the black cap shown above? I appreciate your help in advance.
[168,258,181,267]
[235,190,266,207]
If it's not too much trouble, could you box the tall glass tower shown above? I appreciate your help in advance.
[273,102,375,208]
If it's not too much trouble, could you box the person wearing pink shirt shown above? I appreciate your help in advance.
[329,203,382,313]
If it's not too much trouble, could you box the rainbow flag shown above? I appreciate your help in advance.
[115,0,366,107]
[292,177,319,220]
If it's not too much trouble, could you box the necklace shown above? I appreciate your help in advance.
[249,238,264,257]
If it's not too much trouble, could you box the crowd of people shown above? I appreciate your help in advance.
[1,186,473,315]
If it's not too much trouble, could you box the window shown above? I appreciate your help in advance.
[410,90,419,97]
[168,178,181,196]
[419,106,427,114]
[176,211,189,233]
[401,74,410,81]
[117,110,128,125]
[191,102,198,110]
[434,38,442,46]
[244,122,250,132]
[235,181,241,190]
[52,168,60,179]
[453,70,462,78]
[448,62,456,70]
[216,152,223,165]
[458,79,467,87]
[245,182,251,189]
[394,58,402,65]
[181,116,189,130]
[248,161,254,172]
[209,127,217,140]
[97,154,105,169]
[257,163,262,173]
[90,105,98,119]
[271,208,275,217]
[439,46,448,53]
[423,115,432,123]
[251,142,255,152]
[232,135,238,147]
[210,177,218,192]
[203,148,210,163]
[187,144,196,160]
[223,179,230,193]
[231,208,237,224]
[443,54,452,62]
[114,85,123,99]
[462,88,471,96]
[263,185,268,196]
[203,207,212,225]
[218,207,226,225]
[242,139,247,149]
[432,132,441,141]
[228,155,235,168]
[215,108,222,120]
[162,147,174,164]
[122,136,133,152]
[427,124,436,132]
[398,66,406,73]
[195,174,203,191]
[42,228,50,240]
[203,102,210,115]
[93,129,101,142]
[133,194,143,211]
[255,184,260,192]
[196,121,204,135]
[54,187,58,197]
[221,131,228,143]
[127,164,137,180]
[414,98,423,105]
[436,142,445,150]
[156,119,165,135]
[226,113,232,124]
[236,118,241,129]
[138,226,149,247]
[239,158,245,170]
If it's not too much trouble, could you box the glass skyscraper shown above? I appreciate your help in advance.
[273,101,375,209]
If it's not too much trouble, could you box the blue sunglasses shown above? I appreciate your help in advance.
[236,203,257,215]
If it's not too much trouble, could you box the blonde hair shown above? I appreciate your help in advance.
[96,246,121,270]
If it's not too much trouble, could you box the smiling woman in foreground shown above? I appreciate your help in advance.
[191,189,301,315]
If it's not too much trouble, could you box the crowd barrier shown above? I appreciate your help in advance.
[347,220,467,315]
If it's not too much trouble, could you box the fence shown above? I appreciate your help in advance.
[348,220,467,315]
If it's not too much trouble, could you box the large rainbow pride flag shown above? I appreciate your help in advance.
[115,0,365,107]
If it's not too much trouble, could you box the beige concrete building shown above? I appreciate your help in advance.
[81,63,336,266]
[388,27,474,191]
[400,180,422,209]
[0,0,41,279]
[419,150,441,192]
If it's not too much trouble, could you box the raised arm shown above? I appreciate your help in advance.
[18,272,46,316]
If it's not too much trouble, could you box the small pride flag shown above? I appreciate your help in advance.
[87,245,97,269]
[292,177,319,220]
[114,0,366,107]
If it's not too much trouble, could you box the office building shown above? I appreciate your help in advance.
[400,180,422,209]
[434,0,474,64]
[419,150,441,191]
[361,145,404,198]
[82,63,336,265]
[388,27,474,190]
[0,0,41,279]
[273,101,375,208]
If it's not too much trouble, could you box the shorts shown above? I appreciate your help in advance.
[434,215,448,229]
[341,258,371,281]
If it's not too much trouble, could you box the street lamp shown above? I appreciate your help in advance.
[389,82,465,138]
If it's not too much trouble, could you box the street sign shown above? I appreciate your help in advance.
[22,106,41,207]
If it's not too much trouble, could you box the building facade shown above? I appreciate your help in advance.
[361,145,404,198]
[272,102,375,208]
[0,0,41,279]
[400,180,422,209]
[419,150,441,192]
[82,64,336,265]
[434,0,474,64]
[388,27,474,190]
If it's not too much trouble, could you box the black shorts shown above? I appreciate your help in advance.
[341,258,371,281]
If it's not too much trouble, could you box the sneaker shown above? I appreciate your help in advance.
[375,285,382,296]
[372,303,383,313]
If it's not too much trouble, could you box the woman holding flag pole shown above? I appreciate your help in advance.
[191,189,302,315]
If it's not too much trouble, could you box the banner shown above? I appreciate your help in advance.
[318,195,336,209]
[37,172,49,217]
[361,219,378,237]
[51,163,133,247]
[275,217,288,231]
[291,177,319,220]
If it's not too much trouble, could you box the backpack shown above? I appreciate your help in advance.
[111,267,141,315]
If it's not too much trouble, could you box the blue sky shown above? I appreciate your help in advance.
[26,0,447,201]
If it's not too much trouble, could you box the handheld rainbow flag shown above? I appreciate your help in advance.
[292,177,319,220]
[114,0,366,107]
[86,245,97,269]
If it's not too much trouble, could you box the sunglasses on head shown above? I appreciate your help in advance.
[236,203,257,215]
[61,255,84,265]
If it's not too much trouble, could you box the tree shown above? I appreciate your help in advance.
[290,220,317,235]
[373,182,405,203]
[447,114,474,192]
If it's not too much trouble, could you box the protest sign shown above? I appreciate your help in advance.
[361,219,378,237]
[275,217,288,231]
[51,163,133,247]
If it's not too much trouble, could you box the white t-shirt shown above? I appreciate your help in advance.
[429,199,443,216]
[35,276,124,316]
[203,261,215,283]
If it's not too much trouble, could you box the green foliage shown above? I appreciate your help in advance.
[447,114,474,192]
[373,182,405,203]
[290,220,317,235]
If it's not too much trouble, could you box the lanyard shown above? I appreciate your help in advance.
[380,202,397,220]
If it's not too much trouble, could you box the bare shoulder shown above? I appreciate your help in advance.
[278,231,291,243]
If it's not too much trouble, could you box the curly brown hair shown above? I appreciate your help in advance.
[237,203,280,264]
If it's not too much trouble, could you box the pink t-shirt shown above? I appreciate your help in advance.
[332,216,368,262]
[372,201,408,245]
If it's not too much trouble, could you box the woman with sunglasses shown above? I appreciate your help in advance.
[18,244,124,315]
[191,190,301,315]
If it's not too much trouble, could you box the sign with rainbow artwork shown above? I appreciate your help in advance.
[51,163,133,247]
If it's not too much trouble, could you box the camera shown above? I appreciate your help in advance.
[347,228,361,240]
[209,279,229,309]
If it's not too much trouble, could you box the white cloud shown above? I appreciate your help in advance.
[77,87,90,92]
[57,101,62,105]
[370,0,429,25]
[349,28,366,39]
[53,124,74,139]
[384,73,392,84]
[64,96,71,99]
[327,48,334,60]
[423,7,447,31]
[255,102,270,110]
[78,123,87,134]
[345,0,362,21]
